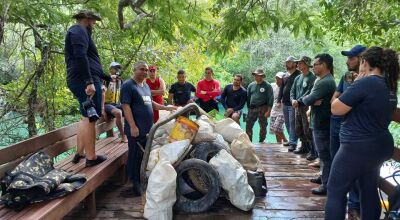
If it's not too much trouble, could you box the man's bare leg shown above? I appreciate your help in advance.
[112,109,127,142]
[76,119,85,155]
[276,131,288,143]
[275,134,282,144]
[231,112,241,125]
[81,117,97,160]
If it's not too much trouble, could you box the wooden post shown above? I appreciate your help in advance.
[85,192,96,218]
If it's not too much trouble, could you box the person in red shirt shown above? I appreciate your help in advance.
[195,67,221,112]
[146,65,166,123]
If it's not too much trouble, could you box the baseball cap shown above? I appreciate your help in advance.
[341,45,367,57]
[252,69,265,76]
[285,56,297,62]
[295,56,312,67]
[275,72,286,78]
[149,65,157,71]
[109,62,122,69]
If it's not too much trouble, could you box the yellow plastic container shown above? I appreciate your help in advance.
[381,200,389,210]
[169,116,199,142]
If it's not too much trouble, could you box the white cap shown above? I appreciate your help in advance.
[109,62,122,69]
[285,56,297,62]
[275,72,286,78]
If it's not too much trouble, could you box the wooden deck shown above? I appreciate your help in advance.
[64,143,326,219]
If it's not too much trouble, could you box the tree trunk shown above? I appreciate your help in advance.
[0,3,10,45]
[26,25,50,137]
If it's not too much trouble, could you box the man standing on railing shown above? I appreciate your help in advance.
[121,61,176,197]
[65,10,114,167]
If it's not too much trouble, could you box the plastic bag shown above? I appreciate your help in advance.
[215,118,243,143]
[144,160,177,220]
[154,119,175,138]
[209,149,255,211]
[215,134,231,154]
[159,139,191,164]
[230,133,263,171]
[193,118,217,143]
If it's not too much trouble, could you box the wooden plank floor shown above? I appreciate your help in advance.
[64,143,326,219]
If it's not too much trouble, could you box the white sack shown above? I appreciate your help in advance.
[144,160,177,220]
[215,134,231,154]
[154,119,175,138]
[193,118,217,143]
[230,133,263,171]
[159,139,190,164]
[146,148,161,173]
[209,149,255,211]
[215,118,243,143]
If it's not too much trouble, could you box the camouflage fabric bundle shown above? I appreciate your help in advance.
[0,151,86,211]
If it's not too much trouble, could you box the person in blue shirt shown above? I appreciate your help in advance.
[220,74,247,124]
[65,10,115,167]
[329,45,366,218]
[120,61,176,197]
[327,47,399,220]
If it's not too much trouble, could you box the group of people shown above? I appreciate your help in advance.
[65,9,400,220]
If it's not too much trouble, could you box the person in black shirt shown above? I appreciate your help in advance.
[220,74,247,124]
[278,56,301,151]
[167,70,196,106]
[65,10,114,167]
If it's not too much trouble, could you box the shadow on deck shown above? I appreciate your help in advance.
[64,143,326,220]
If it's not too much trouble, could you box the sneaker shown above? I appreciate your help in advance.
[283,142,290,146]
[347,209,360,220]
[288,145,296,152]
[311,185,327,195]
[308,159,320,168]
[293,146,309,154]
[310,176,322,184]
[306,153,318,161]
[120,188,141,198]
[72,154,85,164]
[85,155,107,167]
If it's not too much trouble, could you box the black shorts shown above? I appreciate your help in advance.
[68,82,102,118]
[105,104,123,118]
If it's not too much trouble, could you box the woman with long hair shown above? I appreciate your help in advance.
[326,46,399,219]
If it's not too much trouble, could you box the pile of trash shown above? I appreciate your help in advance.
[144,114,266,220]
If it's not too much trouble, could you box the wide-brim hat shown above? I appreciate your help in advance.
[72,10,102,21]
[285,56,297,62]
[252,68,265,76]
[295,56,312,67]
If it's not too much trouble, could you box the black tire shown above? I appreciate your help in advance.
[191,141,225,162]
[188,141,225,193]
[175,159,220,213]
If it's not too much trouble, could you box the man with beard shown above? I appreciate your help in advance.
[302,54,336,195]
[278,56,301,151]
[220,74,247,124]
[329,45,366,219]
[66,10,115,167]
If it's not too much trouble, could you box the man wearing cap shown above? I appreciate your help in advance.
[66,10,113,167]
[102,62,127,143]
[220,74,247,124]
[290,56,317,159]
[195,67,221,113]
[278,56,301,151]
[270,72,288,144]
[246,69,274,143]
[329,45,366,218]
[146,65,166,123]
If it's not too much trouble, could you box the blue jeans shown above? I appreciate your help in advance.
[283,104,297,146]
[325,132,394,220]
[330,116,360,211]
[312,129,331,187]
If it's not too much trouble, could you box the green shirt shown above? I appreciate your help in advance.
[290,72,317,101]
[302,74,336,130]
[246,81,274,108]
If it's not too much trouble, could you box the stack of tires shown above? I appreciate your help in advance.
[174,141,225,213]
